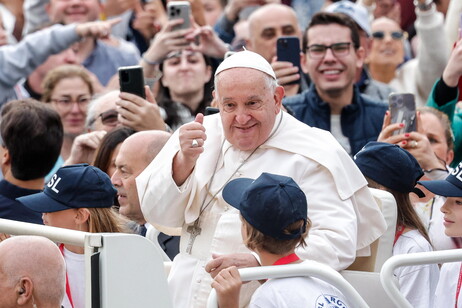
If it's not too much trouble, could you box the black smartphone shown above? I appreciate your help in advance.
[119,65,146,99]
[167,1,191,31]
[277,36,301,85]
[388,93,416,135]
[205,107,219,115]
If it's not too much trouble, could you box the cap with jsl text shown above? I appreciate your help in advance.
[222,173,307,240]
[17,164,116,213]
[354,142,425,197]
[418,161,462,197]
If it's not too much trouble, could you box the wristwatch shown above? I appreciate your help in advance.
[414,0,433,11]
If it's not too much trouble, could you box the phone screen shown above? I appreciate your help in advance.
[388,93,416,135]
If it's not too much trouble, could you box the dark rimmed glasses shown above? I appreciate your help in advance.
[372,31,407,40]
[306,42,352,59]
[89,109,119,127]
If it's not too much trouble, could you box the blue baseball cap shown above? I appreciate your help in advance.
[418,161,462,197]
[222,173,307,240]
[17,164,116,213]
[354,142,425,197]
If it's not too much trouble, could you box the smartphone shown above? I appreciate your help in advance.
[388,93,416,135]
[277,36,301,85]
[204,107,219,115]
[167,1,191,31]
[119,65,146,99]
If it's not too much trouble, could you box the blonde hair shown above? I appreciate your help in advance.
[242,216,310,255]
[41,65,94,103]
[86,207,128,233]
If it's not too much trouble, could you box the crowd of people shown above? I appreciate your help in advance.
[0,0,461,307]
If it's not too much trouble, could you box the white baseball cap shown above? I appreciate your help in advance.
[215,50,276,79]
[325,0,371,37]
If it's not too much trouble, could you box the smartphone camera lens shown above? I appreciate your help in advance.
[120,71,129,83]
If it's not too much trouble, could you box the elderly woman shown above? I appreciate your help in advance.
[367,0,448,106]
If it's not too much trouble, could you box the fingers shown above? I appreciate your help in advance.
[205,255,222,274]
[381,110,391,130]
[77,131,107,149]
[195,113,204,124]
[144,86,157,104]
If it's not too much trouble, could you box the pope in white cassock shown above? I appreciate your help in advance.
[136,50,387,307]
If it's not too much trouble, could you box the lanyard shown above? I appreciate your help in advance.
[394,225,405,246]
[456,263,462,308]
[59,244,75,308]
[272,253,300,266]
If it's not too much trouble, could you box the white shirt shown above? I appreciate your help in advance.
[393,230,439,308]
[62,247,85,308]
[136,111,387,308]
[330,114,351,155]
[250,261,352,308]
[434,262,462,307]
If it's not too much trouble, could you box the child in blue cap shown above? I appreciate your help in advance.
[212,172,351,308]
[419,161,462,307]
[17,164,126,308]
[354,141,439,307]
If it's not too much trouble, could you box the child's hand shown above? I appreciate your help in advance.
[211,266,242,308]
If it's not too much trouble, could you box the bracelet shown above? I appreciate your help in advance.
[142,54,162,66]
[413,0,433,11]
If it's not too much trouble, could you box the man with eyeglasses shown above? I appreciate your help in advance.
[283,12,388,156]
[325,0,394,102]
[367,0,448,106]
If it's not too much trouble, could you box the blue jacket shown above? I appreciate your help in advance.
[283,85,388,155]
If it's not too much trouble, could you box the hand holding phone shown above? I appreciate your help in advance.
[119,65,146,99]
[388,93,416,135]
[167,1,191,31]
[276,36,301,85]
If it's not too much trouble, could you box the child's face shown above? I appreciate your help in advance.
[440,197,462,237]
[42,209,79,230]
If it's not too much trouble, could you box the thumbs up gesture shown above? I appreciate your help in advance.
[173,114,207,185]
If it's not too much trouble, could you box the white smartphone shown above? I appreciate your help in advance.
[167,1,191,31]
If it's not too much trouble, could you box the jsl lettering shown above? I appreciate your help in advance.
[47,174,62,193]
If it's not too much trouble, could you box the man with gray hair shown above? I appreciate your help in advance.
[137,50,386,307]
[0,235,66,308]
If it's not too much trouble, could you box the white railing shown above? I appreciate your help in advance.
[0,218,172,308]
[207,262,370,308]
[380,249,462,308]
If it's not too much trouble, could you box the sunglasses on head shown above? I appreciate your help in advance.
[372,31,407,40]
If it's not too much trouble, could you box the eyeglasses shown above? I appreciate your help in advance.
[371,31,407,40]
[89,109,119,127]
[306,42,352,59]
[51,95,91,111]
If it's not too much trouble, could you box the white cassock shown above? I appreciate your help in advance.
[136,111,387,308]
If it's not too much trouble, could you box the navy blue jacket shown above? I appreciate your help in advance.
[283,85,388,155]
[0,180,42,224]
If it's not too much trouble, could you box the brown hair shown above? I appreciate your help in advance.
[366,177,432,246]
[87,207,128,233]
[242,217,310,255]
[41,65,94,103]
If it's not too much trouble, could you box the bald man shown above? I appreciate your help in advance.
[0,236,65,308]
[112,130,180,260]
[246,4,306,97]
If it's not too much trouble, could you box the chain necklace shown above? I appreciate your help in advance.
[185,112,284,254]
